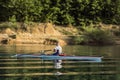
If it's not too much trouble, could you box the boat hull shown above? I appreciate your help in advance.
[12,54,102,62]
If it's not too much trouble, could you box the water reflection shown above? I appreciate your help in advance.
[63,45,120,58]
[0,44,55,54]
[0,58,119,79]
[0,44,119,80]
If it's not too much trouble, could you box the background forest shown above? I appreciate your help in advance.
[0,0,120,26]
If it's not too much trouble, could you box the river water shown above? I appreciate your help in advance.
[0,44,119,80]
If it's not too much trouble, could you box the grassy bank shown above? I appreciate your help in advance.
[71,24,120,45]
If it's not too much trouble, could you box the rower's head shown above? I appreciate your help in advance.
[56,41,59,46]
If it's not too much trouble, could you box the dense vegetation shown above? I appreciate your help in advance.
[0,0,120,26]
[71,25,115,45]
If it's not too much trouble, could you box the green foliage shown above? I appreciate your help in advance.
[71,35,88,45]
[0,0,120,25]
[81,26,115,45]
[0,22,18,30]
[72,25,115,45]
[9,15,16,23]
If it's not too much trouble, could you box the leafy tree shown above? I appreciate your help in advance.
[0,0,120,25]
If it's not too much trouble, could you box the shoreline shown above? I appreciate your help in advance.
[0,33,120,45]
[0,22,120,45]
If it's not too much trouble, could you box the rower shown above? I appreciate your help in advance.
[52,42,62,69]
[52,42,62,56]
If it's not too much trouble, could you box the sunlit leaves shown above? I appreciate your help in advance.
[0,0,120,25]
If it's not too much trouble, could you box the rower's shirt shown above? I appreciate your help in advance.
[54,45,62,54]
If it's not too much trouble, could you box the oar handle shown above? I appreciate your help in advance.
[42,49,52,51]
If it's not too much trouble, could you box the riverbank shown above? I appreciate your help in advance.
[0,22,120,45]
[0,22,71,45]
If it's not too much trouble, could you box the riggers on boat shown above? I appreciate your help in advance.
[12,54,103,62]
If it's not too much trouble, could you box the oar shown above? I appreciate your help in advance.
[40,50,52,53]
[39,50,52,55]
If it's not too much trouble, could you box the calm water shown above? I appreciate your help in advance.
[0,44,119,80]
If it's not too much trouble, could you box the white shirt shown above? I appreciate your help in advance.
[54,45,62,54]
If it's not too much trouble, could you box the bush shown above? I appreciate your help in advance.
[72,26,115,45]
[82,26,115,45]
[71,35,88,45]
[0,22,18,30]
